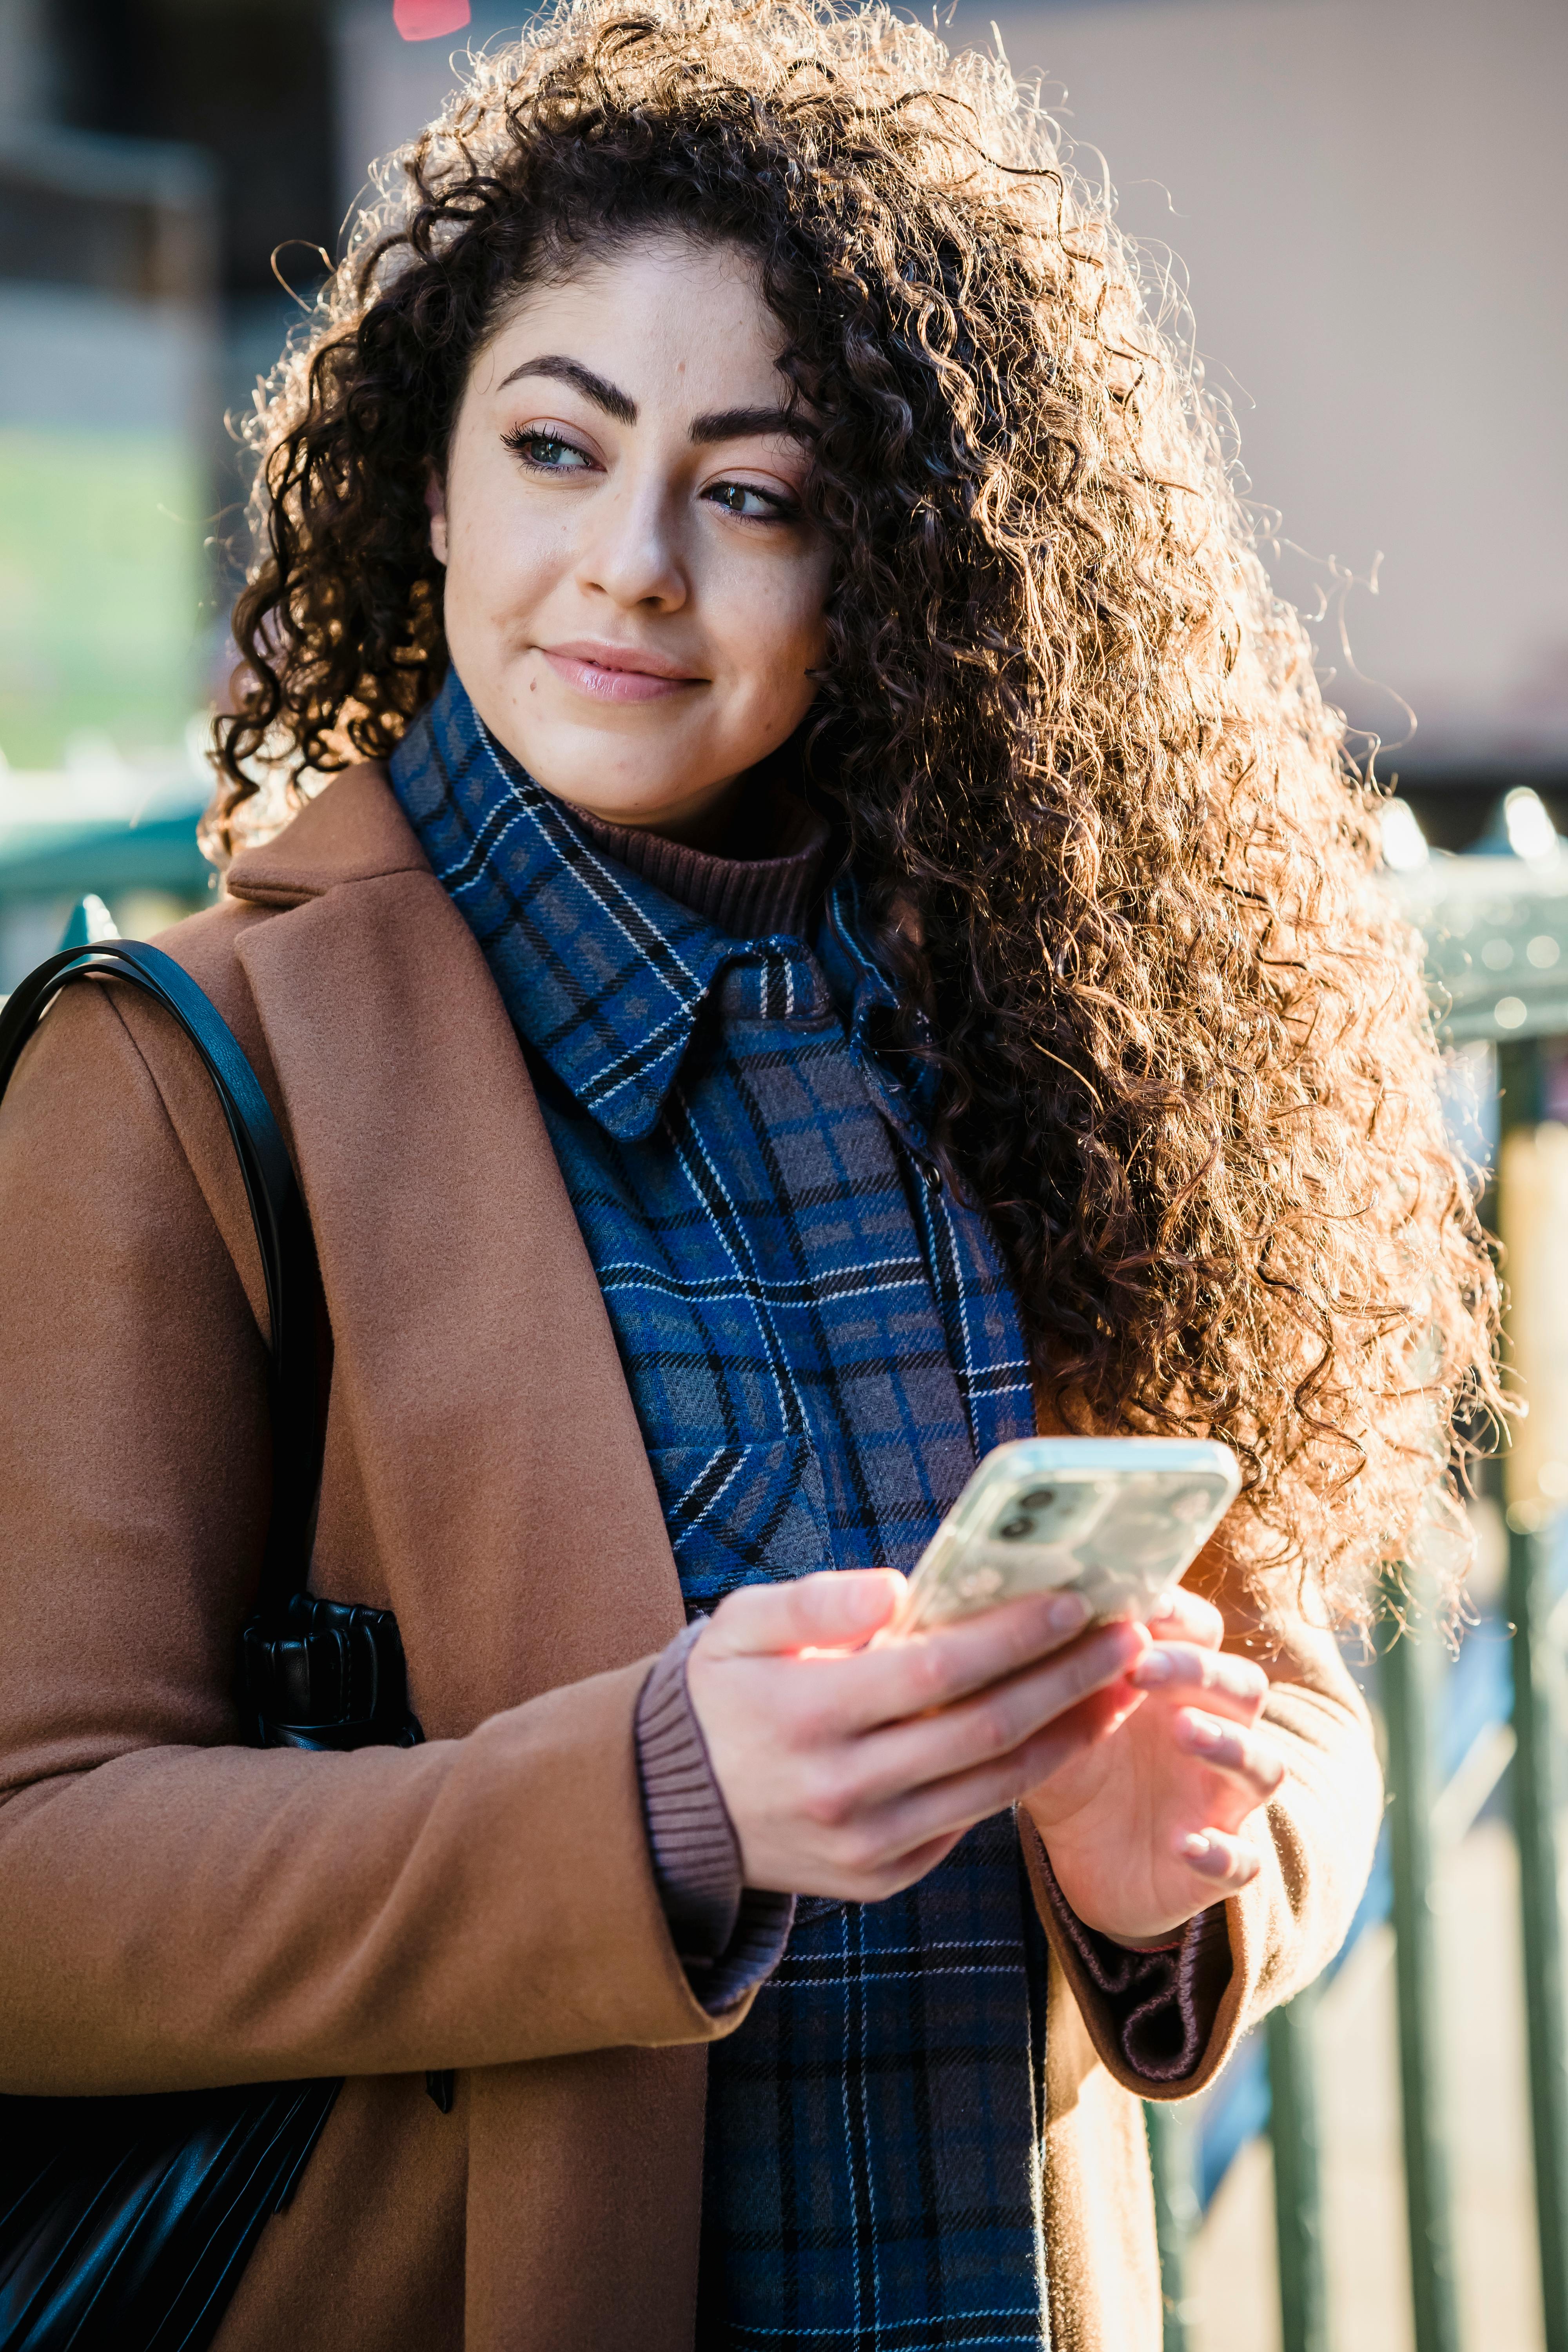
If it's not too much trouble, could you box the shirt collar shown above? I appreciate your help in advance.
[816,880,942,1147]
[391,668,802,1141]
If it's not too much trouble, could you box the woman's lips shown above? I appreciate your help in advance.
[539,642,703,704]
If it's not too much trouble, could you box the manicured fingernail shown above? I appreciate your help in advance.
[1132,1650,1172,1684]
[1187,1715,1225,1751]
[1183,1833,1235,1877]
[1047,1591,1093,1634]
[1149,1589,1177,1619]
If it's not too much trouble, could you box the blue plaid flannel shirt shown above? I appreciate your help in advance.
[392,670,1058,2350]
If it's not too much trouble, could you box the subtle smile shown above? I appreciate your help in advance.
[539,641,705,704]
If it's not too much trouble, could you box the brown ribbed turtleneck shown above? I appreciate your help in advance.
[573,793,829,939]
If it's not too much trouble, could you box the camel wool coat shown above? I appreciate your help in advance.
[0,765,1383,2352]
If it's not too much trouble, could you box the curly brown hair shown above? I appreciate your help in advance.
[214,0,1501,1622]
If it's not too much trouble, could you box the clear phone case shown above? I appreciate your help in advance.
[898,1437,1241,1632]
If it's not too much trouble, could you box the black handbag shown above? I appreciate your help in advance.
[0,941,447,2352]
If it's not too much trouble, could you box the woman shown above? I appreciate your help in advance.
[0,5,1496,2348]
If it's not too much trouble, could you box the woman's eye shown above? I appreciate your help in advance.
[503,429,594,472]
[706,480,792,521]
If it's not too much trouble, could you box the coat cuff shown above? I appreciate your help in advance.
[1028,1826,1234,2083]
[635,1619,793,2013]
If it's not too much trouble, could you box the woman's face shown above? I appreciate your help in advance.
[429,234,832,843]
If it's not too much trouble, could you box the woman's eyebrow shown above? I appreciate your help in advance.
[494,356,637,423]
[490,361,809,448]
[690,405,812,446]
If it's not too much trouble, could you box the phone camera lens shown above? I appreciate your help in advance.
[1017,1488,1056,1511]
[996,1514,1036,1541]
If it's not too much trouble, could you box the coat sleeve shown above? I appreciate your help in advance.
[0,980,745,2097]
[1023,1547,1384,2100]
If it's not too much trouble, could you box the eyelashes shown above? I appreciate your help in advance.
[703,481,797,522]
[500,426,595,472]
[499,427,800,522]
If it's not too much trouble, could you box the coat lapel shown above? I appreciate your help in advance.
[226,767,686,1739]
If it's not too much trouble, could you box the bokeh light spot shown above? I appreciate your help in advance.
[394,0,472,40]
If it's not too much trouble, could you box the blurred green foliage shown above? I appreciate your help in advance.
[0,426,204,768]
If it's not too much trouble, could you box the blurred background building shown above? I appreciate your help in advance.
[1,4,1566,2347]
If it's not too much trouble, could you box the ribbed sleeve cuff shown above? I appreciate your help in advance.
[1034,1840,1234,2083]
[634,1619,794,2014]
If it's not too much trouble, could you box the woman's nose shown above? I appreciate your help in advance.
[575,477,688,612]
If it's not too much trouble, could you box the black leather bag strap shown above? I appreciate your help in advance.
[0,940,319,1612]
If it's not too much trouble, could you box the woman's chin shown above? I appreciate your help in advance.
[508,729,744,838]
[530,766,731,840]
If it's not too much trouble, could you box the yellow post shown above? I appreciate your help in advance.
[1497,1062,1568,2352]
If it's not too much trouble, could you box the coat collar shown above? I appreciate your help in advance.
[225,761,431,907]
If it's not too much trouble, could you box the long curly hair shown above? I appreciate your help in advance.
[214,0,1501,1622]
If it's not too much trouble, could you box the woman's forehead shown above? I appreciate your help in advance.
[473,234,789,410]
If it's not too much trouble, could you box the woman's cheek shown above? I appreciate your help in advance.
[737,567,829,716]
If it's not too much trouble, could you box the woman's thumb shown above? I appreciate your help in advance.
[711,1568,904,1656]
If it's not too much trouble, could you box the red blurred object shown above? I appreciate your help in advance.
[394,0,471,37]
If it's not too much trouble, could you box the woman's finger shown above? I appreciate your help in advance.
[851,1829,968,1898]
[702,1575,1103,1740]
[702,1568,906,1657]
[865,1682,1140,1862]
[1127,1643,1268,1721]
[843,1589,1135,1734]
[1171,1706,1285,1801]
[1142,1588,1225,1648]
[1178,1828,1263,1894]
[841,1621,1147,1808]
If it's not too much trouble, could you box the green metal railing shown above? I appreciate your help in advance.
[1148,2102,1200,2349]
[1150,1502,1568,2352]
[1267,1979,1327,2352]
[1146,893,1568,2349]
[1381,1573,1462,2352]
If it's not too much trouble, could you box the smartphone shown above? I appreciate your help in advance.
[896,1436,1241,1634]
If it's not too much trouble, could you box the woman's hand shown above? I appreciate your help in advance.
[1022,1588,1285,1944]
[686,1569,1149,1902]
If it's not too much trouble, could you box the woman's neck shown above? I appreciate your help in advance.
[573,786,828,938]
